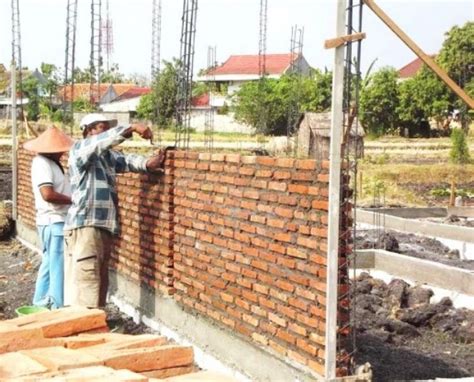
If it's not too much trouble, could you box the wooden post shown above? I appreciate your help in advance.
[449,180,456,207]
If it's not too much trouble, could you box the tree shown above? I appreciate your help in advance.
[233,71,333,135]
[100,63,125,84]
[136,59,179,126]
[449,128,470,164]
[40,63,61,105]
[21,75,41,120]
[359,67,400,136]
[397,67,451,135]
[437,21,474,129]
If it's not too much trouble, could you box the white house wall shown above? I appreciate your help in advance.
[101,97,142,113]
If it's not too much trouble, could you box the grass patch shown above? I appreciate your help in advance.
[358,163,474,207]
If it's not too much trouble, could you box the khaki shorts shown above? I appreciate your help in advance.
[64,227,113,308]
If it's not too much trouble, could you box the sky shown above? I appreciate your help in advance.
[0,0,473,81]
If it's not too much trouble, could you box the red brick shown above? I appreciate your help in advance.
[287,247,307,259]
[277,195,298,206]
[274,207,293,218]
[239,167,255,176]
[273,170,291,180]
[268,181,287,192]
[255,169,273,178]
[256,157,276,166]
[241,156,257,165]
[243,189,260,200]
[274,232,292,243]
[250,179,268,189]
[295,159,317,170]
[268,312,287,327]
[269,340,287,356]
[252,333,268,345]
[267,218,285,228]
[253,283,269,295]
[297,338,318,356]
[312,200,329,210]
[276,328,296,345]
[317,174,330,183]
[288,184,309,194]
[275,279,295,293]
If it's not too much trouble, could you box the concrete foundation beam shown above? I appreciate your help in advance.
[356,249,474,296]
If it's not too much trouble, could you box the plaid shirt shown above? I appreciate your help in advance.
[64,125,148,235]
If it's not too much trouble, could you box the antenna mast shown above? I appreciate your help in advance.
[64,0,78,128]
[90,0,103,104]
[151,0,163,80]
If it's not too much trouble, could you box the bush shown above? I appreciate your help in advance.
[449,128,470,164]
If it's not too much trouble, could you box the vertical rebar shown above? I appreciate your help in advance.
[204,46,216,152]
[287,25,304,155]
[175,0,198,150]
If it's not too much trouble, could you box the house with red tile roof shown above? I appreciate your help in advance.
[197,53,312,95]
[100,87,151,113]
[58,83,137,104]
[398,55,436,80]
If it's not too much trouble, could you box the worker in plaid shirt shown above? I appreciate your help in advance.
[64,113,165,308]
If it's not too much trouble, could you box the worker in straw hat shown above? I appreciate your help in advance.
[23,126,75,309]
[63,113,166,308]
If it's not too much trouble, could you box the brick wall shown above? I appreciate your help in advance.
[17,148,351,377]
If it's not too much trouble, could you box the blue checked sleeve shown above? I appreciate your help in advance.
[70,125,130,170]
[110,151,148,173]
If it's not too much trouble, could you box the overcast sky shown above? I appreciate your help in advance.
[0,0,472,80]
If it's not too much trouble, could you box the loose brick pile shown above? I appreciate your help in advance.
[0,307,237,381]
[17,149,351,377]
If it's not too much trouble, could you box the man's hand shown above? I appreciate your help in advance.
[145,149,166,172]
[131,123,153,140]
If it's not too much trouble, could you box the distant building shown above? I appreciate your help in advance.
[58,83,137,105]
[398,55,436,80]
[297,112,364,160]
[197,53,312,96]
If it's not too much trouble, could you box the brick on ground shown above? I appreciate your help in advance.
[84,334,168,351]
[19,346,103,371]
[0,352,49,378]
[95,345,194,372]
[141,365,197,379]
[21,366,148,381]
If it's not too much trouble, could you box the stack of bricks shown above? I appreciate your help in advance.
[16,148,351,377]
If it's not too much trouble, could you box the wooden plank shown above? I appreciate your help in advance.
[20,346,103,371]
[324,32,366,49]
[99,345,194,372]
[363,0,474,109]
[0,352,49,378]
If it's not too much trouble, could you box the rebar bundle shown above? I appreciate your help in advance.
[336,0,365,375]
[90,0,103,105]
[175,0,198,149]
[10,0,22,112]
[258,0,268,78]
[204,46,216,152]
[287,25,304,154]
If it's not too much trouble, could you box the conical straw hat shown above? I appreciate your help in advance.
[23,126,75,153]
